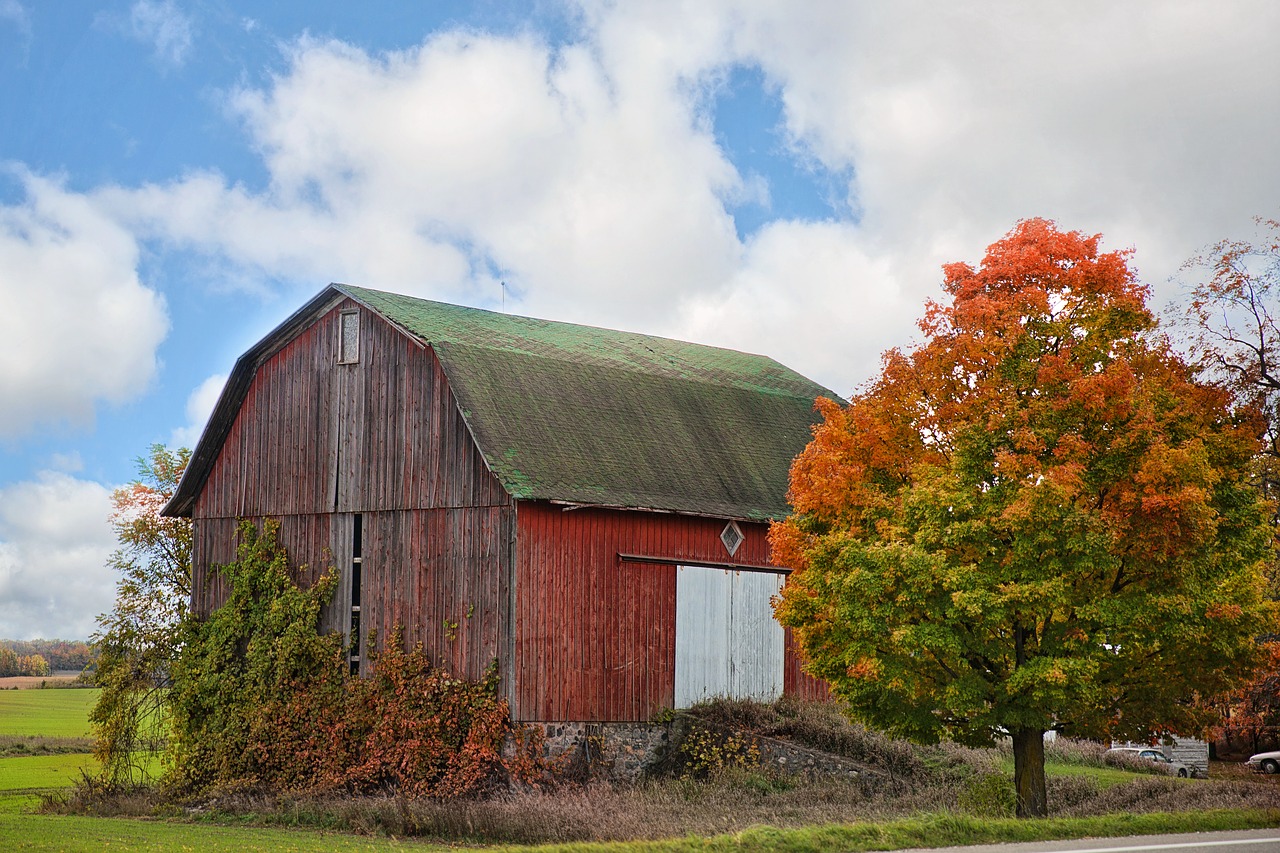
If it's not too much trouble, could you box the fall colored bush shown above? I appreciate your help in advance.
[164,519,546,800]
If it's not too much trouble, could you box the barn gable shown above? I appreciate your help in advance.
[181,296,513,683]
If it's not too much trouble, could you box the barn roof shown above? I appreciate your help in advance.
[165,284,838,521]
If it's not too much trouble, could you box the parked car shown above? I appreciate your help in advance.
[1104,747,1191,777]
[1246,750,1280,774]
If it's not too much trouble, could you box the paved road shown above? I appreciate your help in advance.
[899,828,1279,853]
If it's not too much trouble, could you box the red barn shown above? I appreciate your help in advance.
[164,284,833,724]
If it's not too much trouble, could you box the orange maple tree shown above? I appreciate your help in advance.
[773,219,1277,817]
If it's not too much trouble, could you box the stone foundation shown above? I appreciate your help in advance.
[530,721,672,782]
[526,715,883,786]
[753,732,878,780]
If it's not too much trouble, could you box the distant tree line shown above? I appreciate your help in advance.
[0,639,94,676]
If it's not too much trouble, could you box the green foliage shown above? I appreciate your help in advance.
[959,771,1016,818]
[89,445,192,786]
[166,518,340,792]
[165,519,546,799]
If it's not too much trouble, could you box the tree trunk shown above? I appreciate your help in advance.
[1011,728,1047,818]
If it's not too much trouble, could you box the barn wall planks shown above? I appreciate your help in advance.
[783,625,830,701]
[193,299,509,520]
[191,508,510,683]
[357,507,512,682]
[513,502,821,722]
[190,299,515,688]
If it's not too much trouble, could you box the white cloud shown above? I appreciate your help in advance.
[0,472,116,641]
[575,0,1280,379]
[170,372,226,449]
[679,220,913,396]
[0,171,169,436]
[48,451,84,473]
[99,31,744,330]
[126,0,193,67]
[82,2,1280,396]
[709,0,1280,282]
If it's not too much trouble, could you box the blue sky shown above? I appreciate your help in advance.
[1,0,1278,640]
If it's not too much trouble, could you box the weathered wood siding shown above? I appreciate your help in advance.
[191,300,513,684]
[194,299,508,518]
[192,513,347,634]
[513,502,822,721]
[358,506,511,681]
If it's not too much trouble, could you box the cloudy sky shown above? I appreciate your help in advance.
[1,1,1277,640]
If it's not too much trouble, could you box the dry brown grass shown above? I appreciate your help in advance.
[56,697,1280,844]
[679,695,997,781]
[0,675,80,690]
[143,769,1280,845]
[0,734,94,757]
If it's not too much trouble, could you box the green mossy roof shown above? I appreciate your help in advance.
[343,285,836,521]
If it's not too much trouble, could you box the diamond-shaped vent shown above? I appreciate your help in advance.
[720,521,744,557]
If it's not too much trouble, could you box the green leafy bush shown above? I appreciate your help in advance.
[959,771,1016,817]
[165,519,545,799]
[166,519,340,792]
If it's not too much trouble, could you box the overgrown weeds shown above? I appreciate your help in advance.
[57,695,1280,845]
[57,769,1280,845]
[0,735,94,757]
[679,695,998,783]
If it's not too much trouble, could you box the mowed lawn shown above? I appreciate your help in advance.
[996,757,1150,789]
[0,689,97,738]
[0,754,97,814]
[1,815,433,852]
[0,689,99,814]
[0,692,427,851]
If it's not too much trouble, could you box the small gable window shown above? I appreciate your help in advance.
[338,310,360,364]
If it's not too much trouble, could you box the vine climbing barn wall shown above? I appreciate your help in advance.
[189,299,515,687]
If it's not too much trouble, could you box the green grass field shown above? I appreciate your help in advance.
[0,754,97,814]
[0,814,431,851]
[0,753,96,792]
[996,757,1148,789]
[0,689,100,814]
[0,690,98,738]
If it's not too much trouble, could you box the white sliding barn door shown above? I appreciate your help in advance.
[674,566,784,707]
